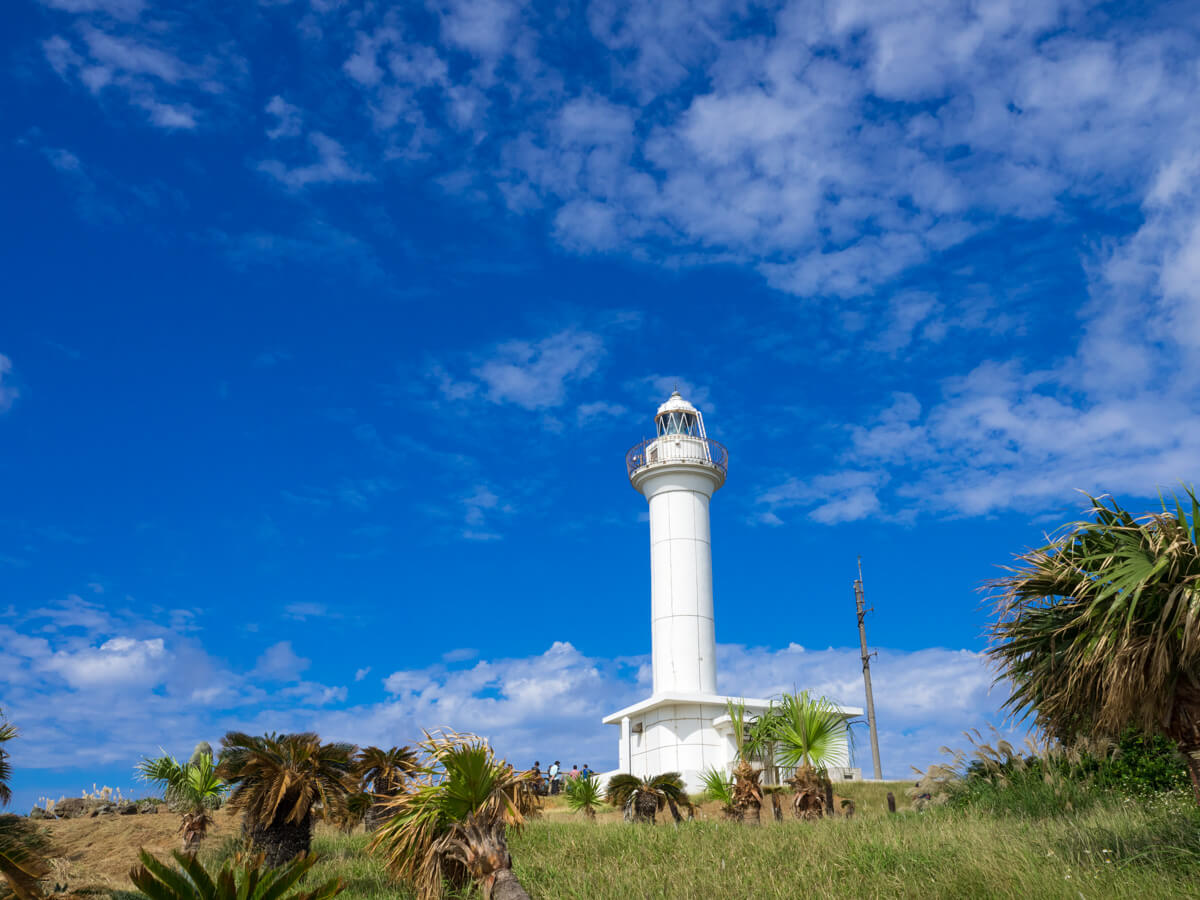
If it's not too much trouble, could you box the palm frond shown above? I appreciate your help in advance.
[987,486,1200,744]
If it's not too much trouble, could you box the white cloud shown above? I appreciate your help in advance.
[0,355,19,412]
[1,590,1019,802]
[42,19,239,131]
[283,602,331,621]
[264,95,303,139]
[473,329,605,410]
[258,133,373,189]
[253,641,311,682]
[38,0,145,19]
[43,636,167,689]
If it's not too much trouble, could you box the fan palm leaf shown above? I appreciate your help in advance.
[988,488,1200,804]
[770,692,853,771]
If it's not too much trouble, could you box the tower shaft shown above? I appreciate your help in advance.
[643,469,719,694]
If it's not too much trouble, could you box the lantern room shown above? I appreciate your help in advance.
[655,391,707,438]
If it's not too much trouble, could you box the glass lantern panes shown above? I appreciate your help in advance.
[656,411,699,436]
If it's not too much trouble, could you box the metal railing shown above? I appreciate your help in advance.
[625,436,728,478]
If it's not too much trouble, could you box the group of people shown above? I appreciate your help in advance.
[529,760,595,795]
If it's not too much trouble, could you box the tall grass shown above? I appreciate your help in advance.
[291,784,1199,900]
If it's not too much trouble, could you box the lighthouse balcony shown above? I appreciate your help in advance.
[626,436,728,478]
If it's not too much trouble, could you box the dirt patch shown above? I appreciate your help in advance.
[38,808,241,893]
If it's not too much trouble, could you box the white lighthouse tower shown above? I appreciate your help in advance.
[602,391,784,792]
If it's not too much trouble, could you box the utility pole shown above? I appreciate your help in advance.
[854,556,883,780]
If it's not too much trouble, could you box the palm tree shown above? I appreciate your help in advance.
[562,775,604,820]
[216,732,356,866]
[1,712,49,900]
[762,692,852,819]
[725,701,763,823]
[604,773,688,824]
[354,745,416,831]
[988,490,1200,805]
[136,750,226,852]
[369,730,537,900]
[129,848,344,900]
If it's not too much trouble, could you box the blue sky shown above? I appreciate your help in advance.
[3,0,1199,810]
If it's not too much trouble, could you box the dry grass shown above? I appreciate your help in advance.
[35,807,242,893]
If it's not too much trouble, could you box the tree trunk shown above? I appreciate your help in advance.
[1180,745,1200,807]
[771,794,783,822]
[489,868,532,900]
[633,790,658,824]
[666,798,684,823]
[248,814,311,868]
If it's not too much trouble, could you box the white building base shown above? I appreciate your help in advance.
[603,692,775,794]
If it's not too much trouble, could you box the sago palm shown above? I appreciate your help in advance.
[129,848,343,900]
[136,751,226,852]
[355,745,416,831]
[369,731,537,900]
[216,732,356,866]
[988,489,1200,805]
[1,713,49,900]
[604,772,688,824]
[562,775,604,820]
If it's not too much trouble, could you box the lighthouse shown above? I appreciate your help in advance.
[602,391,780,792]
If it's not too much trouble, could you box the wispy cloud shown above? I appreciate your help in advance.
[258,133,373,190]
[431,328,607,411]
[0,355,19,413]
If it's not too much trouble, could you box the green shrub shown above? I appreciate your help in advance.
[1082,730,1189,796]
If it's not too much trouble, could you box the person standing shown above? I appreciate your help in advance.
[580,763,593,779]
[568,763,580,780]
[548,760,560,794]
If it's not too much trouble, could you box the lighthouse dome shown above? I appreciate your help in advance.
[656,390,698,416]
[655,390,705,438]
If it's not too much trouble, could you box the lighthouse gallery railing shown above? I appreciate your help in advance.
[625,436,728,478]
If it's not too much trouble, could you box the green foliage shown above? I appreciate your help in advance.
[354,747,416,796]
[988,488,1200,753]
[562,776,604,817]
[129,848,344,900]
[0,712,48,900]
[603,773,688,811]
[0,815,51,900]
[0,717,14,809]
[1084,730,1190,796]
[761,692,853,771]
[137,751,227,813]
[217,733,357,829]
[916,726,1190,820]
[699,768,734,813]
[368,730,536,900]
